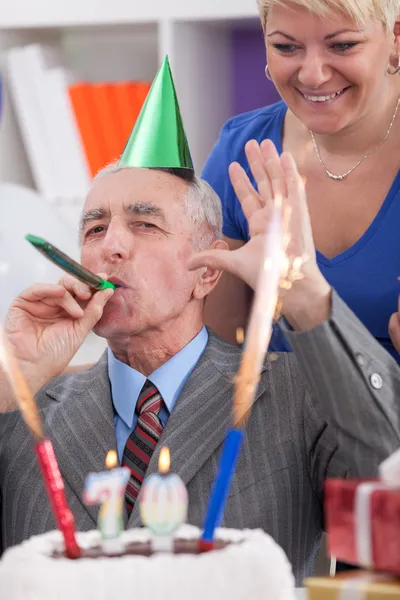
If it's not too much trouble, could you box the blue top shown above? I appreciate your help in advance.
[202,101,400,362]
[108,326,208,462]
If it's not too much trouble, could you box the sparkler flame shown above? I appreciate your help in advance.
[236,327,245,345]
[0,327,43,442]
[232,198,307,427]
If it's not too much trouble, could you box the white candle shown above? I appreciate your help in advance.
[84,450,130,554]
[139,447,188,552]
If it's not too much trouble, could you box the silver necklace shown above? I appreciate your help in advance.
[310,97,400,181]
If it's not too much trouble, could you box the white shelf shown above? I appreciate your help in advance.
[1,0,258,29]
[0,4,264,366]
[0,14,262,184]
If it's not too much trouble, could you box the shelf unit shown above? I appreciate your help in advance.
[0,0,274,185]
[0,0,259,28]
[0,1,276,364]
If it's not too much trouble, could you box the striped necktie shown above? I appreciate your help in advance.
[122,380,164,514]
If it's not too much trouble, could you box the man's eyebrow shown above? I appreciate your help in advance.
[126,202,168,224]
[80,207,109,232]
[79,202,168,234]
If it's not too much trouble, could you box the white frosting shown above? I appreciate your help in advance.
[0,525,296,600]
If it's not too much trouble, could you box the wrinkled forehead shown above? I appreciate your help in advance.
[80,168,193,239]
[83,167,188,215]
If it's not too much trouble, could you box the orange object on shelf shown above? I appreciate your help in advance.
[68,83,105,177]
[69,80,152,176]
[109,82,138,154]
[91,83,122,165]
[129,82,151,124]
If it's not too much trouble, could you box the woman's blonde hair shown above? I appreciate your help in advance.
[257,0,400,32]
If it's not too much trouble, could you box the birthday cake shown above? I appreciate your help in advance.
[0,524,296,600]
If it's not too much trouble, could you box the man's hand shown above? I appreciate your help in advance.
[389,295,400,354]
[2,273,113,400]
[188,139,331,330]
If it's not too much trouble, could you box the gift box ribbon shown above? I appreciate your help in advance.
[355,482,387,568]
[354,449,400,569]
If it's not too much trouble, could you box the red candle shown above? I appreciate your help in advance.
[35,439,81,558]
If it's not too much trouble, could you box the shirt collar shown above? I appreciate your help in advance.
[108,326,208,429]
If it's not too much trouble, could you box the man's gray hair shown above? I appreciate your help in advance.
[92,163,222,250]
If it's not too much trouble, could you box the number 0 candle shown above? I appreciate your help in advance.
[140,447,188,552]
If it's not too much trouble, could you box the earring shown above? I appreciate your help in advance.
[387,54,400,75]
[265,64,273,81]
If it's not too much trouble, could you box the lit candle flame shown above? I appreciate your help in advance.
[159,447,170,474]
[236,327,245,345]
[105,450,118,469]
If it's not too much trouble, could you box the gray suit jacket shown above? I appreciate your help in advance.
[1,292,400,584]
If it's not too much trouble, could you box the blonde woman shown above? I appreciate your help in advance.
[202,0,400,362]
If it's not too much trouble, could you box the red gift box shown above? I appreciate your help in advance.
[325,478,400,574]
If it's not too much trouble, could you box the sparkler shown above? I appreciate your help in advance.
[233,203,286,426]
[0,329,81,558]
[201,198,307,546]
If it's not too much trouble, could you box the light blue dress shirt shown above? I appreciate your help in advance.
[107,326,208,463]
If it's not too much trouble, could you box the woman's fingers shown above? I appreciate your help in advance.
[187,248,237,276]
[244,140,273,207]
[247,206,271,238]
[281,152,304,198]
[281,152,309,227]
[229,162,263,219]
[260,139,287,201]
[281,151,316,264]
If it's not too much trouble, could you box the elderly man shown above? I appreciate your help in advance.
[1,60,400,586]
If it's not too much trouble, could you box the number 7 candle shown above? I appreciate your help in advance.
[84,450,130,554]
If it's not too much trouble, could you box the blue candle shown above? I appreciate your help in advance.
[201,428,244,543]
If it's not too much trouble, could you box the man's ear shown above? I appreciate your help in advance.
[192,239,229,300]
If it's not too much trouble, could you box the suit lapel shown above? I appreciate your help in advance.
[43,353,118,526]
[127,330,269,527]
[42,332,270,531]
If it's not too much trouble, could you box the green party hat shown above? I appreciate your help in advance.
[119,56,194,175]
